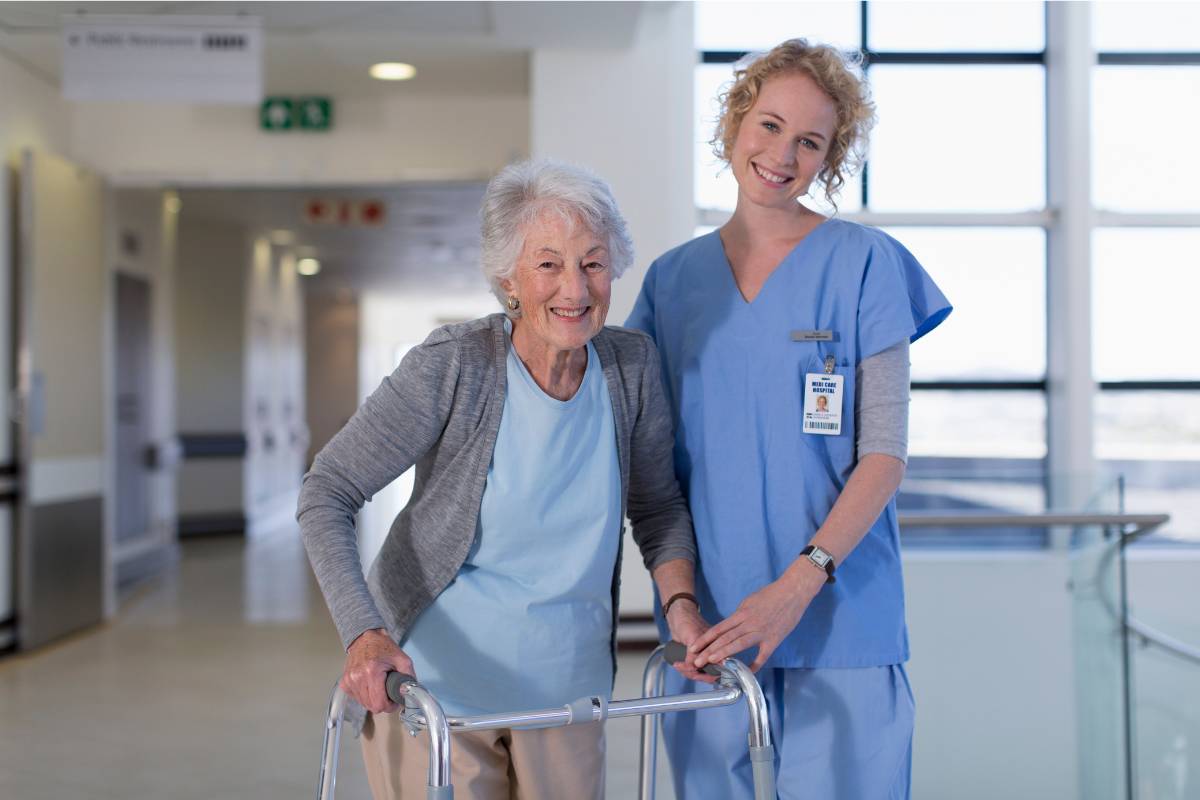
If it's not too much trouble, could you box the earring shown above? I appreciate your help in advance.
[506,296,520,311]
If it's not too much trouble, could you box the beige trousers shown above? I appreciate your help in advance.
[361,711,605,800]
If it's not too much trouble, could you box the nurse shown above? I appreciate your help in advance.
[626,40,951,799]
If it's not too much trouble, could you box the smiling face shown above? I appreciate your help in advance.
[730,72,838,212]
[502,209,612,355]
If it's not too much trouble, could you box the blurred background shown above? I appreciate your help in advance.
[0,2,1197,799]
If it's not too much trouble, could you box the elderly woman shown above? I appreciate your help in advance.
[298,159,707,800]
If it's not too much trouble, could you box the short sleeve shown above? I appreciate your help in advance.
[857,233,952,361]
[624,259,659,339]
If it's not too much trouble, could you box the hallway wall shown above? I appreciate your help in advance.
[531,0,696,323]
[175,217,249,528]
[0,49,74,642]
[70,94,530,185]
[0,50,71,163]
[304,290,359,467]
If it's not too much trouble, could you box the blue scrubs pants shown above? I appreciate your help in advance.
[662,664,914,799]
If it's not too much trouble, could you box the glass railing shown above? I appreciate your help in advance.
[1071,516,1130,800]
[900,507,1184,800]
[1122,520,1200,800]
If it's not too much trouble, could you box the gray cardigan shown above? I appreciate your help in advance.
[298,313,696,658]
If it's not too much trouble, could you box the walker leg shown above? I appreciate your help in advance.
[402,684,453,799]
[638,646,668,800]
[723,660,776,800]
[750,744,777,800]
[316,684,347,800]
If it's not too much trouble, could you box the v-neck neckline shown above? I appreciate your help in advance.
[715,218,834,307]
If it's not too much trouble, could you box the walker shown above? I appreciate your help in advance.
[315,641,776,800]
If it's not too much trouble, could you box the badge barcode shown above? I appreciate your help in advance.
[808,422,838,430]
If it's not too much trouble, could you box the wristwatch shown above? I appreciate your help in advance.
[800,545,837,584]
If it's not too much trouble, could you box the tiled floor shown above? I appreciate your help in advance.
[0,527,678,799]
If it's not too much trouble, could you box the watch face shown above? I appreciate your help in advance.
[809,549,832,568]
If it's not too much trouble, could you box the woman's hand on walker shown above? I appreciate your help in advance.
[691,575,819,672]
[667,602,717,684]
[342,628,416,714]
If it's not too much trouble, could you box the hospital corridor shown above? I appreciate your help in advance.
[1,3,1199,799]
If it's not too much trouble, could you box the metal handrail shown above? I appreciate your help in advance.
[898,512,1169,529]
[898,511,1200,667]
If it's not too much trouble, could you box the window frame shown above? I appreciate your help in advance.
[695,2,1200,546]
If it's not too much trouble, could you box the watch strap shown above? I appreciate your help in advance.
[800,545,837,584]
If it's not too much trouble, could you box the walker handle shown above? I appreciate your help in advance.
[385,671,418,704]
[663,640,723,677]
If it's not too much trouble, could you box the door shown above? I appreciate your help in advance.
[0,164,16,651]
[14,149,107,650]
[114,274,151,553]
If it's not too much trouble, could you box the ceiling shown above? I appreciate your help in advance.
[38,3,649,297]
[166,183,491,295]
[0,1,647,97]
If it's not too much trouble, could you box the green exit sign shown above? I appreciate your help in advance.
[260,96,334,132]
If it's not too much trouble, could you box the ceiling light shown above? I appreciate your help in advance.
[297,258,321,276]
[164,191,182,214]
[370,62,417,81]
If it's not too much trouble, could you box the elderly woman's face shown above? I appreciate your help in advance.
[503,211,612,354]
[731,72,837,211]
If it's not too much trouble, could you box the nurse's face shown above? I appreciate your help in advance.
[730,72,837,211]
[502,210,612,355]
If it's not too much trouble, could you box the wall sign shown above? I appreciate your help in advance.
[261,96,334,132]
[62,14,263,104]
[303,199,386,227]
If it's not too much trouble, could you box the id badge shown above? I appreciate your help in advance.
[803,372,844,435]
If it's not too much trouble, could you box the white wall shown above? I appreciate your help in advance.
[904,553,1079,800]
[304,290,360,467]
[530,0,696,323]
[174,217,247,520]
[0,51,71,163]
[71,95,530,185]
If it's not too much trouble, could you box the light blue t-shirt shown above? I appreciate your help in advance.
[401,322,622,715]
[627,219,951,669]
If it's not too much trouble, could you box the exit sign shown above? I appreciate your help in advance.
[260,96,333,132]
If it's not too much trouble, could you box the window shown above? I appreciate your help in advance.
[694,2,1049,545]
[1092,7,1200,543]
[887,227,1046,382]
[869,66,1045,212]
[1092,68,1200,213]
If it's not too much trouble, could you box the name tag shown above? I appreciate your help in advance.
[792,330,834,342]
[803,372,844,436]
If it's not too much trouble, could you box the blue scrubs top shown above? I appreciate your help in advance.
[402,322,622,715]
[626,219,950,669]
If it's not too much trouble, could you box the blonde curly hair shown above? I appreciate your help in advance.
[712,39,876,208]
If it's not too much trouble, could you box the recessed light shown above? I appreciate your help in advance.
[370,62,417,81]
[297,258,321,276]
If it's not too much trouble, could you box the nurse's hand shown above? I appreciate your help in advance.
[342,628,416,714]
[667,602,718,684]
[690,571,824,672]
